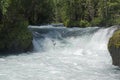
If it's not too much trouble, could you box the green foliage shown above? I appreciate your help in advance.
[91,17,103,26]
[0,0,120,27]
[115,17,120,25]
[80,20,90,27]
[0,0,11,15]
[64,19,79,27]
[108,29,120,49]
[52,0,120,27]
[20,0,53,25]
[0,0,33,52]
[0,17,32,51]
[64,19,90,27]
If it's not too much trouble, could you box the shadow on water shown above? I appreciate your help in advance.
[0,51,33,58]
[114,67,120,71]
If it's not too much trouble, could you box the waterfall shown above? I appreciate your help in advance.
[31,26,116,52]
[0,26,119,80]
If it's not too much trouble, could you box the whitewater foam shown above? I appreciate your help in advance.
[0,26,120,80]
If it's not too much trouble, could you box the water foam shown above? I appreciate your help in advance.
[0,26,120,80]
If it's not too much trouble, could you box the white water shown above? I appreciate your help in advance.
[0,26,120,80]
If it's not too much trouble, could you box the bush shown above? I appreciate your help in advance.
[91,17,102,26]
[64,19,91,27]
[115,17,120,25]
[79,20,90,27]
[0,16,33,52]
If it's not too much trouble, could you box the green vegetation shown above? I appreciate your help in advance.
[0,0,120,52]
[1,0,120,27]
[108,29,120,48]
[52,0,120,27]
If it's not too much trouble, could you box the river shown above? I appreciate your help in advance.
[0,26,120,80]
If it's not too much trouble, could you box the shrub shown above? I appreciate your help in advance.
[91,17,102,26]
[79,20,90,27]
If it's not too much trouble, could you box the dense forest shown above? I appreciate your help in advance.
[1,0,120,27]
[0,0,120,52]
[53,0,120,27]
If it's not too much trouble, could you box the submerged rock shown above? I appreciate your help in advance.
[108,29,120,67]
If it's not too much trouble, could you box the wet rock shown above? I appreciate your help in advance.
[108,29,120,67]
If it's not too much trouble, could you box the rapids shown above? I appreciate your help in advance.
[0,26,120,80]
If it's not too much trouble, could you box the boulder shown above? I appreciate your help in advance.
[108,29,120,67]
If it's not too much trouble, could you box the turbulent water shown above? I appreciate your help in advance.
[0,26,120,80]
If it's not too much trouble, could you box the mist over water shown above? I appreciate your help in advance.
[0,26,120,80]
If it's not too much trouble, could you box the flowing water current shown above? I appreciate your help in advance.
[0,26,120,80]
